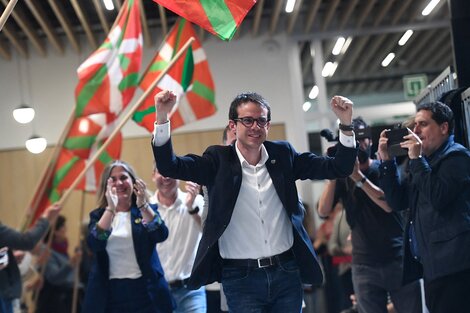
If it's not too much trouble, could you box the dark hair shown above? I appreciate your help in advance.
[352,116,368,129]
[228,92,271,121]
[416,101,454,135]
[44,215,66,242]
[97,160,138,208]
[222,125,230,144]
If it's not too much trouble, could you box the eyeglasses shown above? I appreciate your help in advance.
[234,116,270,128]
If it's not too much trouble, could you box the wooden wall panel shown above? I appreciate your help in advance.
[0,124,285,252]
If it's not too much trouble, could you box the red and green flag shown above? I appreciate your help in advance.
[27,114,122,226]
[133,18,216,132]
[152,0,256,40]
[75,0,142,118]
[56,113,122,191]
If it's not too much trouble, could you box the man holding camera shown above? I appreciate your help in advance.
[378,101,470,313]
[318,117,422,313]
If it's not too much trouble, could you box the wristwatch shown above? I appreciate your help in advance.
[339,123,354,132]
[355,176,367,188]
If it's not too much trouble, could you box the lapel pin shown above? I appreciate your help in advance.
[271,159,276,164]
[135,218,142,224]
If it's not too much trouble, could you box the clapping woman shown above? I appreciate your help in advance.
[81,160,175,313]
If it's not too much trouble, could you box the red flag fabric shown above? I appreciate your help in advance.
[152,0,256,40]
[28,113,122,226]
[75,0,142,117]
[133,18,216,132]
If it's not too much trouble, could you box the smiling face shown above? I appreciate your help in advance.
[152,168,178,197]
[109,166,134,203]
[413,109,449,156]
[229,101,270,154]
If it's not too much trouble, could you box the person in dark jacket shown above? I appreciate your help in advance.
[378,101,470,313]
[36,215,82,313]
[0,204,61,313]
[318,118,422,313]
[152,90,357,313]
[81,160,175,313]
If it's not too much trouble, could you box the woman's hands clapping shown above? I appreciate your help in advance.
[134,178,148,208]
[105,178,118,212]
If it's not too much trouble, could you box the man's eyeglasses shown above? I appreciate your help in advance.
[234,116,270,128]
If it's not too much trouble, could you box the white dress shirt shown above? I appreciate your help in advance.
[218,143,293,259]
[151,189,204,281]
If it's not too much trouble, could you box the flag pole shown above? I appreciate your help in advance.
[71,190,87,313]
[20,111,76,231]
[58,36,195,206]
[0,0,18,31]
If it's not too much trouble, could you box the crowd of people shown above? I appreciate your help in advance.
[1,89,469,313]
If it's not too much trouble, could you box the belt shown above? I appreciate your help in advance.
[223,249,295,269]
[168,278,190,289]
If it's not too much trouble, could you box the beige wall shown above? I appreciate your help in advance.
[0,124,285,253]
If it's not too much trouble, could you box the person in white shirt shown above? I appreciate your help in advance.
[151,166,206,313]
[151,90,357,313]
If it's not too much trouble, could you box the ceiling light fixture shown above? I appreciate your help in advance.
[285,0,296,13]
[330,62,338,77]
[13,105,35,124]
[308,85,319,99]
[381,53,396,67]
[302,101,312,112]
[13,55,35,124]
[340,37,353,54]
[332,37,346,55]
[422,0,441,16]
[25,135,47,154]
[398,30,414,46]
[103,0,115,11]
[322,62,338,77]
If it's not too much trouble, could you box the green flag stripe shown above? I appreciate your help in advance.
[192,80,215,104]
[172,19,187,59]
[149,60,168,72]
[120,54,130,71]
[76,65,109,116]
[200,0,236,39]
[95,140,115,165]
[181,46,194,91]
[52,157,80,188]
[64,135,97,150]
[101,41,114,50]
[133,106,156,123]
[98,149,113,164]
[48,188,61,203]
[119,73,139,91]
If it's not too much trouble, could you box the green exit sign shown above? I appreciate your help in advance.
[403,75,428,100]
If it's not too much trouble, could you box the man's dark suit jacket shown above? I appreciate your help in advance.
[152,139,357,288]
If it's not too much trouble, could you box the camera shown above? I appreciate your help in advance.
[355,126,371,140]
[385,128,409,157]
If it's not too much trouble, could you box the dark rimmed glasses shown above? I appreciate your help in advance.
[234,116,270,128]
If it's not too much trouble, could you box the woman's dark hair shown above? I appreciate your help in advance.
[228,92,271,121]
[97,160,138,208]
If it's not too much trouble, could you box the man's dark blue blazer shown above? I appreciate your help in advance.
[152,138,357,289]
